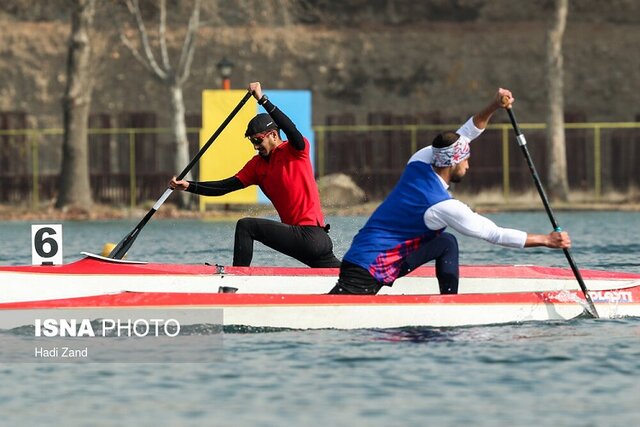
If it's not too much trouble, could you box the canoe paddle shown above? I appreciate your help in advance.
[108,90,254,259]
[502,98,599,318]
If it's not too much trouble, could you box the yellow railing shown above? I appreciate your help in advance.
[314,122,640,201]
[1,122,639,207]
[0,127,200,209]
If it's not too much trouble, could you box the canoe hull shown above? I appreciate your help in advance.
[1,287,640,330]
[1,255,640,329]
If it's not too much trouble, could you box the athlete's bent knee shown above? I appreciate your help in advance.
[235,217,255,235]
[440,232,459,249]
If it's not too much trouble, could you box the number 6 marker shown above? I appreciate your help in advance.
[32,224,63,265]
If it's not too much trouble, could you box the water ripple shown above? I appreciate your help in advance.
[2,214,640,426]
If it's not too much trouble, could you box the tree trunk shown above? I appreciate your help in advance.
[545,0,569,202]
[169,84,193,208]
[56,0,95,209]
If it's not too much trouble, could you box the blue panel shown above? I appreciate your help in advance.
[256,90,313,204]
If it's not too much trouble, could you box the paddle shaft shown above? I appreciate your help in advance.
[109,90,254,259]
[504,105,599,318]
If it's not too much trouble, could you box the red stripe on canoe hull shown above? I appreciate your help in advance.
[2,286,639,309]
[1,257,639,279]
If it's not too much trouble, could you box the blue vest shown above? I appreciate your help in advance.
[343,160,451,283]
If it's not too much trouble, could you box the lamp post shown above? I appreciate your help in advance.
[216,56,234,90]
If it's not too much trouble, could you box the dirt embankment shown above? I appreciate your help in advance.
[1,0,640,128]
[2,1,639,220]
[2,188,639,222]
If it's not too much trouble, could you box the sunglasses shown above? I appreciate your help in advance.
[248,132,268,146]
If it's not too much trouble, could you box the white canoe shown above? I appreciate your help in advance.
[1,253,639,329]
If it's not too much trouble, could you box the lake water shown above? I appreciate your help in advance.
[1,211,640,426]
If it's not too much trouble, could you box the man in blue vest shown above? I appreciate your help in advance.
[330,88,571,295]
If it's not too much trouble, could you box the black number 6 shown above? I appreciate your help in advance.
[34,227,58,258]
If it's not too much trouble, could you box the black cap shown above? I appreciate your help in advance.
[245,113,278,137]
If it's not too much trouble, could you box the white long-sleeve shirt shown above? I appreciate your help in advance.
[425,198,527,248]
[417,117,527,248]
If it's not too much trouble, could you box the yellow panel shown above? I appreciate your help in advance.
[199,90,258,210]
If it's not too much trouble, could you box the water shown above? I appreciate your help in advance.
[1,211,640,426]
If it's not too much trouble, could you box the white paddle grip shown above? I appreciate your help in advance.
[516,134,527,146]
[153,188,174,210]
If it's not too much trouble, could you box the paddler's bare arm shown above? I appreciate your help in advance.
[524,231,571,249]
[472,88,514,129]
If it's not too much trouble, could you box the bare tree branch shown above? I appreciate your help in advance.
[158,0,171,71]
[119,32,161,79]
[176,0,201,85]
[123,0,168,81]
[116,0,202,208]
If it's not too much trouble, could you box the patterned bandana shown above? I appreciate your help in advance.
[432,137,470,167]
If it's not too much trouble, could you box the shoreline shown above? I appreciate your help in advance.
[2,195,639,222]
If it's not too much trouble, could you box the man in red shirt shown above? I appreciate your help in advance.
[170,82,340,267]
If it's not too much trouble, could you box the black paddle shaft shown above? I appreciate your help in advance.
[505,107,599,318]
[109,90,254,260]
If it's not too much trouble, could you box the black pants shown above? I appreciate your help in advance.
[329,232,460,295]
[233,217,341,267]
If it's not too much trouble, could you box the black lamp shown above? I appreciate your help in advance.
[216,56,234,90]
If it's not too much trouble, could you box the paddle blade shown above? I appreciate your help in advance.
[108,228,140,259]
[101,243,116,257]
